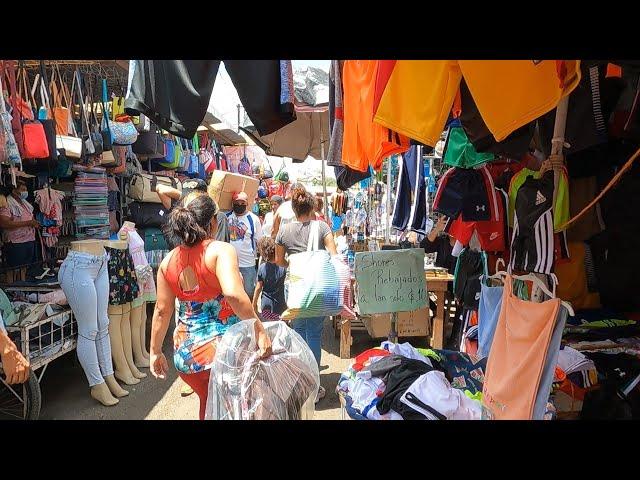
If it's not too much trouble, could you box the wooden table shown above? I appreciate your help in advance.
[334,273,455,358]
[425,274,455,349]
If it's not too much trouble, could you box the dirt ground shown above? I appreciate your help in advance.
[38,317,380,420]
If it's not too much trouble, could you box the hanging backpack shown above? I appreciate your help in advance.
[238,155,252,176]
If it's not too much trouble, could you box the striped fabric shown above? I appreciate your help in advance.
[281,251,353,320]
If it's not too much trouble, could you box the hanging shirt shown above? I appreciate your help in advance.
[508,167,570,232]
[0,196,35,244]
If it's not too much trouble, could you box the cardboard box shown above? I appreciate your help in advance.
[208,171,259,210]
[362,307,431,338]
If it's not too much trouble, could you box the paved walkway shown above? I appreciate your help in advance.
[38,318,378,420]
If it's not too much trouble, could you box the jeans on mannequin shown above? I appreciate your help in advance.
[58,251,114,387]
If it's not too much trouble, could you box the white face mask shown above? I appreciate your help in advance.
[20,191,28,200]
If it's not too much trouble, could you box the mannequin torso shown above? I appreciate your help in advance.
[70,240,107,257]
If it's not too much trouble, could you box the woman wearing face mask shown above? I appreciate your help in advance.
[0,180,40,271]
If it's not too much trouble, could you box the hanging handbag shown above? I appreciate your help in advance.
[100,79,113,150]
[237,154,252,176]
[0,72,22,167]
[37,64,59,163]
[86,77,103,155]
[21,121,50,159]
[133,113,151,132]
[126,149,143,177]
[76,71,95,156]
[109,114,138,145]
[128,202,169,228]
[19,68,49,159]
[14,65,35,122]
[159,137,181,169]
[50,64,70,135]
[179,140,190,172]
[111,96,125,120]
[100,149,117,166]
[55,70,86,159]
[132,130,164,155]
[262,157,274,179]
[281,221,351,320]
[128,172,181,203]
[4,61,25,157]
[189,135,200,175]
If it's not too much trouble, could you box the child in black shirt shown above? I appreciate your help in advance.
[253,237,287,321]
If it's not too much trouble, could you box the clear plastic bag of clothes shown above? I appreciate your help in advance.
[205,319,320,420]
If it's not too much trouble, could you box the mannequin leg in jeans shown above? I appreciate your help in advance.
[293,316,325,367]
[59,255,128,405]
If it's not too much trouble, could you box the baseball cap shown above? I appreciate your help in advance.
[181,178,208,196]
[232,191,248,203]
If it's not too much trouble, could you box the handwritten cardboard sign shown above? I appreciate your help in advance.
[354,248,428,315]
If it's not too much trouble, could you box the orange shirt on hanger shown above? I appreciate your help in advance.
[342,60,409,173]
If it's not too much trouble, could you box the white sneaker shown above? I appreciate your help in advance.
[315,386,326,403]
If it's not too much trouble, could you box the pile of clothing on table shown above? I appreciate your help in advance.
[338,341,492,420]
[554,309,640,419]
[0,288,73,360]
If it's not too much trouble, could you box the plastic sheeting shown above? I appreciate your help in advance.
[205,319,319,420]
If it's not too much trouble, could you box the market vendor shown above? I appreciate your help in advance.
[420,214,457,274]
[0,180,39,270]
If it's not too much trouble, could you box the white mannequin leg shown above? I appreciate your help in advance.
[108,304,140,385]
[130,303,150,367]
[120,303,147,379]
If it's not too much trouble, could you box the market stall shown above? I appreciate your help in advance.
[0,59,278,418]
[328,60,640,420]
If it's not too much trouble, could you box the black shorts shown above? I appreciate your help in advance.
[510,171,555,274]
[433,165,499,222]
[125,60,296,139]
[453,249,486,310]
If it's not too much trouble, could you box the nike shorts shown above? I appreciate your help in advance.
[448,187,508,253]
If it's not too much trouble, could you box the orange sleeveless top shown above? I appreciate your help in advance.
[163,240,222,302]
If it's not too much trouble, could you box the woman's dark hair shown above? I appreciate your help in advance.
[257,236,276,261]
[315,197,323,212]
[291,184,315,218]
[163,193,219,247]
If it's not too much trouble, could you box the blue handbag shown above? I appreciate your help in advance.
[159,138,176,167]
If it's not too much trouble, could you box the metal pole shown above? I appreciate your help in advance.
[320,116,329,221]
[386,156,392,244]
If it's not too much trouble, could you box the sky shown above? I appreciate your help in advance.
[209,60,332,185]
